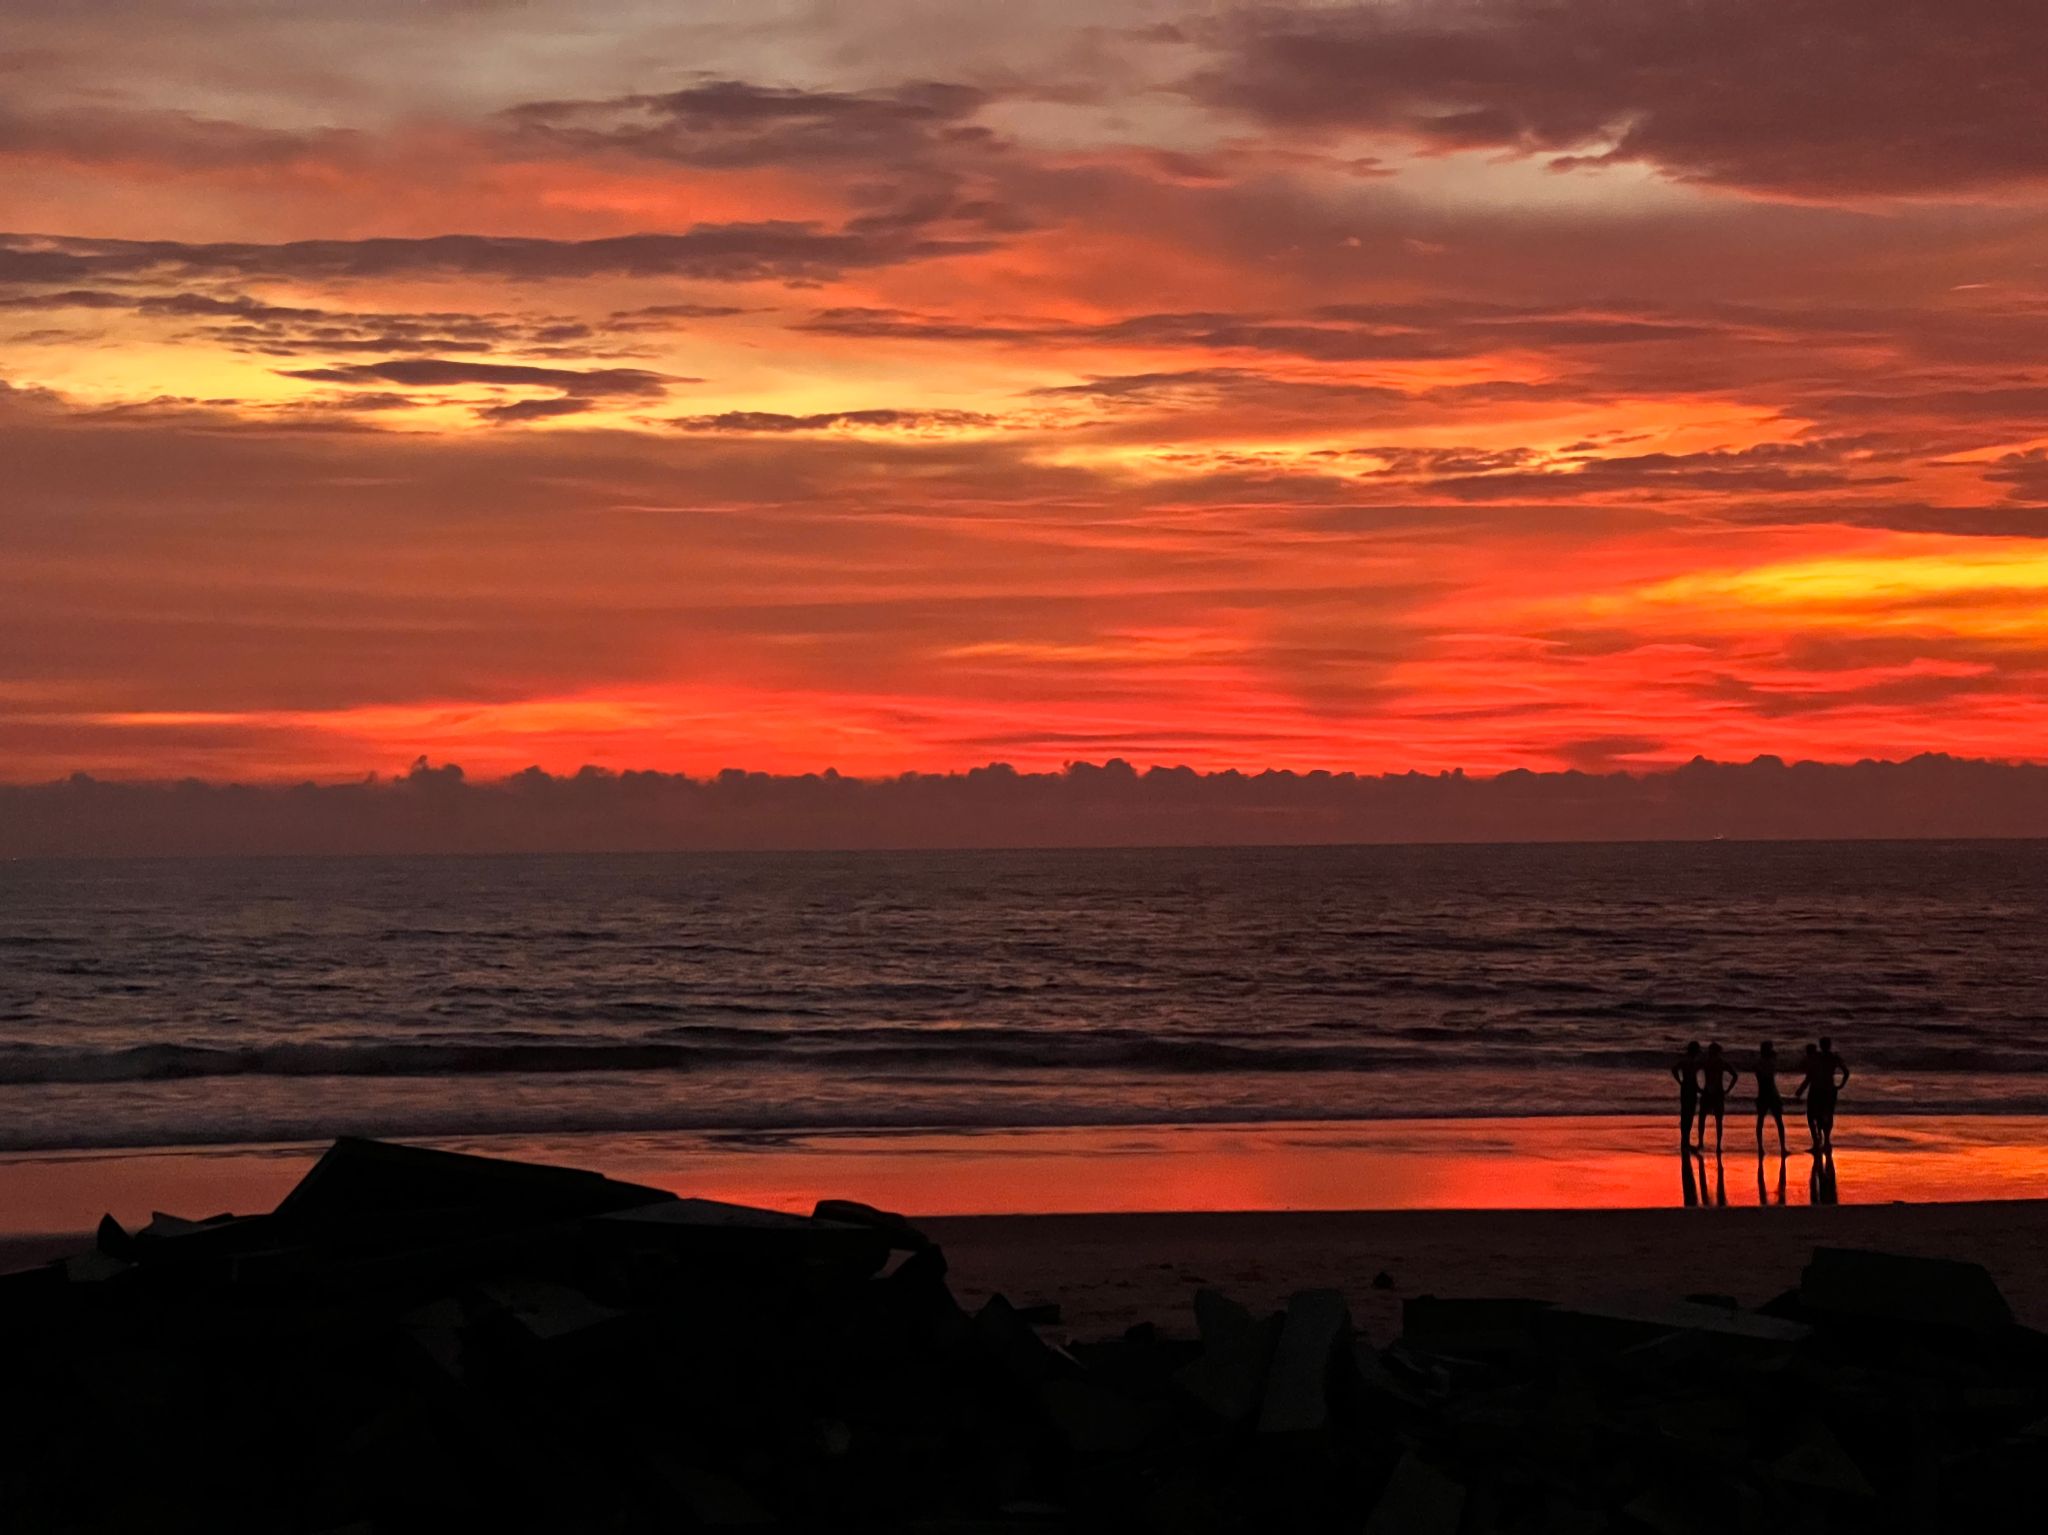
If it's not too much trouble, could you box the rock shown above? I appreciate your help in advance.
[1622,1484,1720,1535]
[811,1197,929,1250]
[1258,1288,1351,1434]
[1772,1418,1876,1498]
[654,1464,776,1525]
[276,1135,672,1226]
[1538,1298,1809,1357]
[1193,1287,1255,1346]
[973,1293,1080,1385]
[1014,1301,1062,1327]
[62,1249,131,1284]
[1799,1246,2014,1333]
[400,1296,468,1380]
[95,1212,135,1260]
[1401,1295,1551,1358]
[139,1211,209,1240]
[1176,1310,1281,1424]
[1037,1376,1154,1456]
[591,1197,890,1276]
[1361,1450,1465,1535]
[1372,1270,1396,1290]
[475,1277,623,1345]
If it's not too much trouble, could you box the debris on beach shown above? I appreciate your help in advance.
[2,1137,2045,1530]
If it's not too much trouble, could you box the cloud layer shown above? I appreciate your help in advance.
[9,755,2046,857]
[4,1,2048,798]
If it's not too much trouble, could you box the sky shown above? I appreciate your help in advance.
[5,0,2048,784]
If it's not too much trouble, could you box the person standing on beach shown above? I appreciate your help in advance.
[1815,1035,1851,1149]
[1794,1043,1825,1148]
[1753,1040,1787,1157]
[1672,1041,1703,1148]
[1794,1038,1850,1152]
[1699,1042,1738,1154]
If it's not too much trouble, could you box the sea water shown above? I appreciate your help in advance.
[2,841,2044,1155]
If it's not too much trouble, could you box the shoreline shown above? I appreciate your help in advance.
[13,1197,2048,1337]
[10,1112,2048,1236]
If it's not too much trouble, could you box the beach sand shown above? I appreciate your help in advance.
[9,1199,2047,1339]
[8,1116,2048,1339]
[9,1113,2048,1232]
[931,1200,2048,1338]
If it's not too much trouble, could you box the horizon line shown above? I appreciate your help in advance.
[15,747,2048,791]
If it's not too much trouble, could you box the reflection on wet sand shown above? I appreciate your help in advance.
[0,1114,2038,1231]
[1757,1150,1787,1206]
[1810,1148,1840,1206]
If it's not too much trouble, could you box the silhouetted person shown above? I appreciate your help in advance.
[1793,1043,1825,1150]
[1753,1041,1787,1156]
[1699,1042,1738,1154]
[1672,1042,1703,1148]
[1796,1037,1851,1152]
[1817,1035,1851,1148]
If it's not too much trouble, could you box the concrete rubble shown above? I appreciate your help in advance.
[1,1136,2044,1530]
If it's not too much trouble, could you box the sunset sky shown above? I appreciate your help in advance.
[6,0,2048,782]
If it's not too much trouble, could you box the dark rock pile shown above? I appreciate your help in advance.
[1,1137,2043,1531]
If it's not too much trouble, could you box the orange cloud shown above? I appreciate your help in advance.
[5,4,2048,787]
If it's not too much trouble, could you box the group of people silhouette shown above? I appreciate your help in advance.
[1670,1038,1851,1206]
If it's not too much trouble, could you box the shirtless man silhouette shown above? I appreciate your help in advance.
[1672,1041,1703,1149]
[1699,1042,1738,1154]
[1794,1037,1852,1152]
[1753,1040,1788,1157]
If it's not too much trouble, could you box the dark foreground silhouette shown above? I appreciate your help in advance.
[2,1137,2043,1531]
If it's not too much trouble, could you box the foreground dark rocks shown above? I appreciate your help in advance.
[2,1138,2044,1531]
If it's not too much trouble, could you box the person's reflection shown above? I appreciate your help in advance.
[1757,1148,1787,1206]
[1712,1147,1727,1207]
[1808,1148,1839,1206]
[1681,1144,1701,1207]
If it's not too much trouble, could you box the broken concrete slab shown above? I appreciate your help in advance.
[973,1292,1081,1385]
[1772,1417,1876,1498]
[1538,1297,1810,1356]
[1798,1246,2014,1333]
[1401,1295,1552,1358]
[1361,1449,1465,1535]
[475,1277,625,1345]
[276,1136,674,1226]
[1257,1288,1351,1435]
[1175,1310,1281,1425]
[1038,1376,1155,1456]
[94,1212,134,1260]
[9,1140,2044,1531]
[591,1197,889,1275]
[1192,1287,1255,1347]
[811,1197,929,1251]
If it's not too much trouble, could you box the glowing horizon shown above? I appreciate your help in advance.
[6,1,2048,785]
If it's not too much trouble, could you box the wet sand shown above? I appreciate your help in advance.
[8,1115,2048,1340]
[9,1113,2048,1234]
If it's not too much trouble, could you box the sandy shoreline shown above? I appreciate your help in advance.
[13,1198,2048,1339]
[12,1112,2048,1235]
[11,1115,2048,1342]
[931,1199,2048,1337]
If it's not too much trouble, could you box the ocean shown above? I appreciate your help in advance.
[3,841,2045,1156]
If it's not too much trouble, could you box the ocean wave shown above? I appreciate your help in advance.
[9,1085,2048,1156]
[4,1033,2048,1087]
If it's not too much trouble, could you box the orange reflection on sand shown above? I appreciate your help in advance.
[13,1117,2048,1238]
[615,1117,2048,1215]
